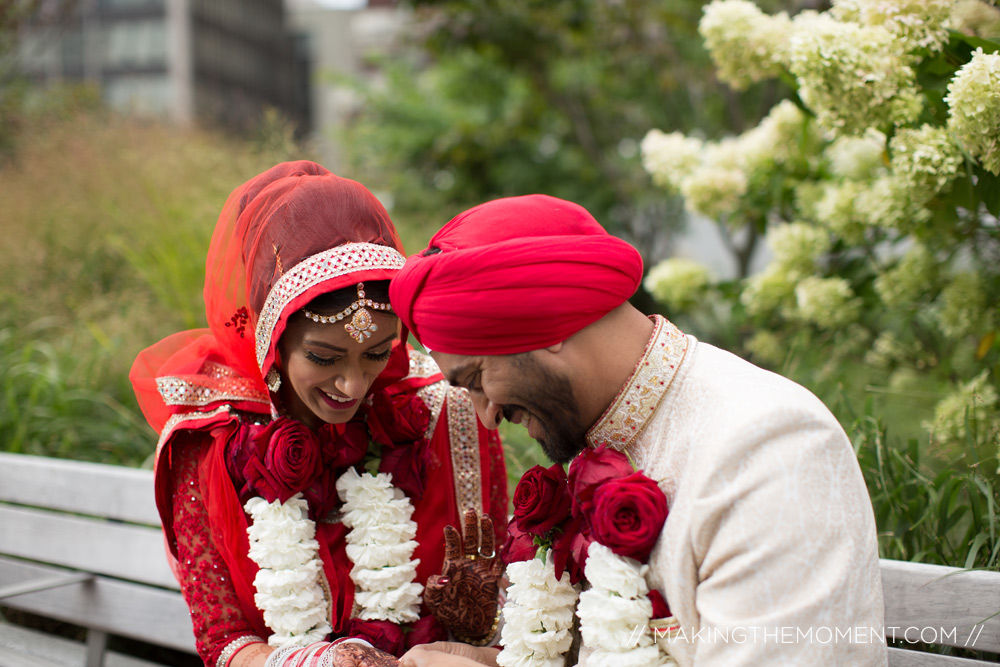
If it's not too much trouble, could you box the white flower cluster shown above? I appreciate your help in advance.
[497,553,578,667]
[950,0,1000,38]
[742,222,830,317]
[642,102,815,222]
[855,175,932,233]
[935,271,990,340]
[640,130,704,192]
[699,0,792,90]
[787,13,921,135]
[831,0,953,54]
[644,258,712,313]
[924,371,1000,446]
[245,495,333,647]
[794,276,861,329]
[874,243,937,308]
[336,467,423,624]
[813,181,868,244]
[946,48,1000,175]
[890,124,964,198]
[577,543,675,667]
[826,130,886,181]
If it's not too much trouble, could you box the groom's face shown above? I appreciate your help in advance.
[432,349,588,464]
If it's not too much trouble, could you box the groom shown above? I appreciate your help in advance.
[390,195,886,666]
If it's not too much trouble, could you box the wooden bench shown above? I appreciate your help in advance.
[0,452,197,667]
[1,452,998,666]
[882,558,1000,665]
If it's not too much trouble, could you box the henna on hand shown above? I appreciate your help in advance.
[424,508,503,641]
[329,642,400,667]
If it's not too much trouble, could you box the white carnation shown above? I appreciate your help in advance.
[583,543,650,599]
[245,495,332,647]
[498,552,578,667]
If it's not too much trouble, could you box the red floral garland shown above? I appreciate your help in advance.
[502,444,672,619]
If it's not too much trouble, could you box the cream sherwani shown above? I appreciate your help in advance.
[579,316,886,666]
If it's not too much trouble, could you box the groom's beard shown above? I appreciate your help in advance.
[507,354,588,465]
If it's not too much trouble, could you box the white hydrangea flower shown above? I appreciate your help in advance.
[950,0,1000,38]
[640,129,704,191]
[935,271,989,340]
[644,258,712,312]
[832,0,952,53]
[873,243,937,308]
[855,175,932,233]
[946,48,1000,175]
[245,495,333,647]
[769,221,831,271]
[699,0,792,89]
[741,265,803,317]
[680,164,748,219]
[788,12,922,135]
[826,129,887,180]
[794,276,861,329]
[738,100,819,174]
[923,371,1000,446]
[745,330,785,366]
[864,331,909,368]
[497,553,579,667]
[890,124,964,198]
[813,181,869,244]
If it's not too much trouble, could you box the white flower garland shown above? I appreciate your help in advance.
[497,551,578,667]
[245,494,333,648]
[497,543,678,667]
[336,467,423,624]
[244,468,423,648]
[577,543,677,667]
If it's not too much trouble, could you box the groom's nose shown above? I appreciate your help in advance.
[471,395,504,429]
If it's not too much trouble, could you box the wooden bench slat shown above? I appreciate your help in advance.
[0,506,178,590]
[887,646,1000,666]
[881,559,1000,655]
[0,556,196,655]
[0,619,174,666]
[0,572,94,599]
[0,452,159,526]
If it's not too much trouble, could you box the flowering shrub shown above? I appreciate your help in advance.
[641,0,1000,568]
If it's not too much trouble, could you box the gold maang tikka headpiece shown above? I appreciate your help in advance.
[302,282,392,343]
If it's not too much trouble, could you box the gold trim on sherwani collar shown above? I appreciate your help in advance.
[585,315,689,452]
[254,243,406,372]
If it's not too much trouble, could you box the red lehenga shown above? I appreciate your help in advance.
[129,162,508,666]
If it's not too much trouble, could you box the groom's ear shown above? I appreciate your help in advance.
[543,341,564,354]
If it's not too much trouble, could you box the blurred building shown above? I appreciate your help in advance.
[16,0,310,132]
[285,0,405,168]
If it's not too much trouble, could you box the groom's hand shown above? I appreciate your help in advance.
[423,508,503,642]
[400,642,499,667]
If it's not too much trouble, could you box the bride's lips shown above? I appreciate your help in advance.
[317,388,359,411]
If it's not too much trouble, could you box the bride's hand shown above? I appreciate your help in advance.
[423,508,503,643]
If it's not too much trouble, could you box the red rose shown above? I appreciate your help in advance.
[366,390,431,446]
[224,421,267,502]
[405,614,448,649]
[550,516,590,585]
[501,520,539,565]
[318,420,371,469]
[379,440,430,500]
[648,589,671,620]
[303,421,371,521]
[588,472,668,562]
[348,618,406,657]
[512,464,572,537]
[243,417,322,503]
[567,444,634,519]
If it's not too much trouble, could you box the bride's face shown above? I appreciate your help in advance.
[277,310,400,429]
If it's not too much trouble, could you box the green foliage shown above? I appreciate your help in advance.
[642,2,1000,568]
[0,87,309,465]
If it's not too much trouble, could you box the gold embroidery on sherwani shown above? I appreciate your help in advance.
[586,315,688,452]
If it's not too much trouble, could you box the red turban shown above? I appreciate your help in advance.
[390,195,643,355]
